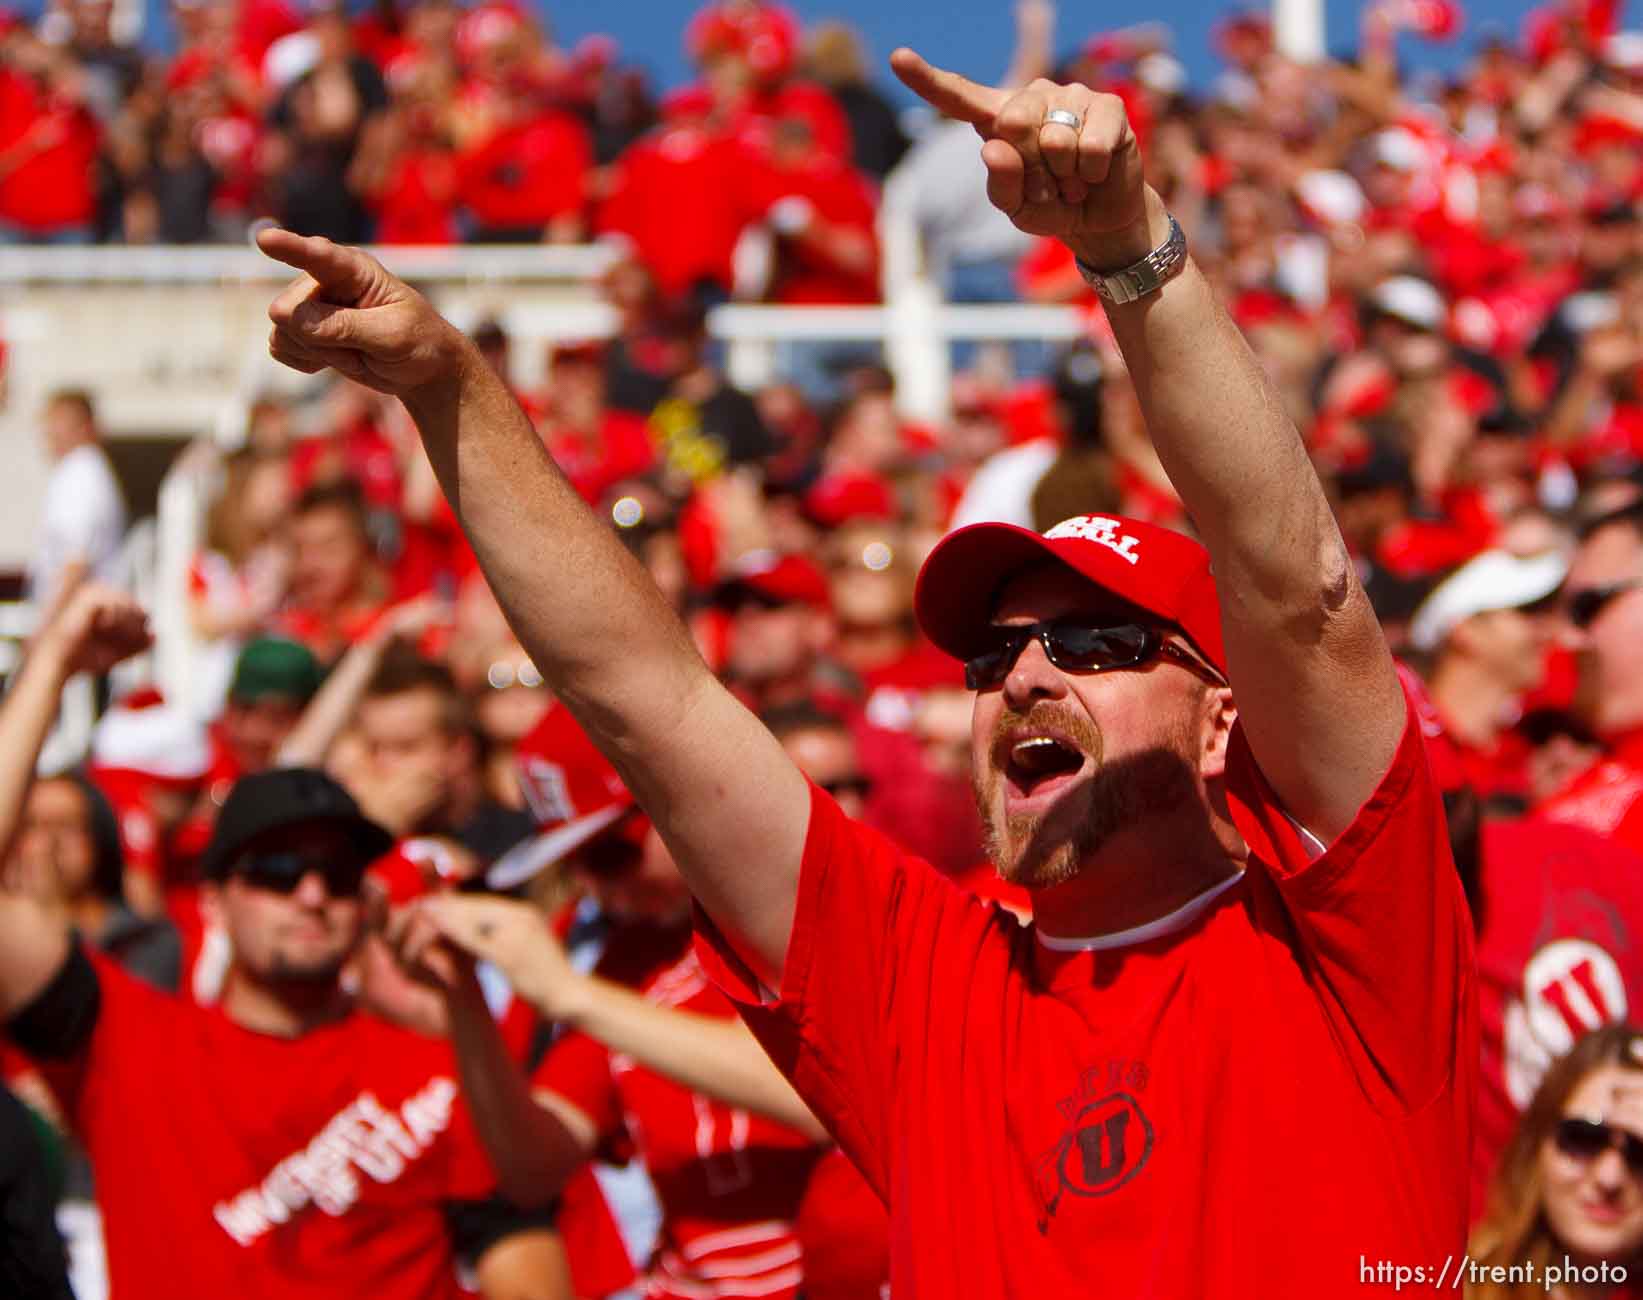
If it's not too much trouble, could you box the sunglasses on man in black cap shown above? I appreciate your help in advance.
[202,768,394,894]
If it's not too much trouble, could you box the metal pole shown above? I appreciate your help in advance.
[1274,0,1326,63]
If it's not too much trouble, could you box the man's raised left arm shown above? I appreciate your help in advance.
[895,51,1404,841]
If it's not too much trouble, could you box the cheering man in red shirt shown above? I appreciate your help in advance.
[0,585,565,1300]
[258,46,1476,1297]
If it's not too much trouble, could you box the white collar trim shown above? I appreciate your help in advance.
[1035,870,1246,952]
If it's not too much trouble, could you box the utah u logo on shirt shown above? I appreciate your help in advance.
[1032,1063,1155,1231]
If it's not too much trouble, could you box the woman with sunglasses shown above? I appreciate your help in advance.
[1471,1023,1643,1298]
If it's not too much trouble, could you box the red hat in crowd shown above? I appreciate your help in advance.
[685,1,797,79]
[488,705,639,890]
[914,514,1227,675]
[717,551,833,612]
[803,472,897,528]
[368,836,471,906]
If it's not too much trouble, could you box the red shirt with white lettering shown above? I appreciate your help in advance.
[534,922,820,1299]
[697,689,1477,1296]
[39,953,499,1300]
[1472,817,1643,1220]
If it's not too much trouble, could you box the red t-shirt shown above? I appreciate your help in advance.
[372,150,460,245]
[1441,722,1533,804]
[457,110,590,232]
[35,953,500,1300]
[1537,731,1643,857]
[533,923,820,1299]
[0,71,100,232]
[697,690,1477,1296]
[789,1146,889,1300]
[1471,817,1643,1220]
[597,123,757,300]
[543,411,657,505]
[747,156,879,305]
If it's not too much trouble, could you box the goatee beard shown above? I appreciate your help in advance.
[976,704,1200,889]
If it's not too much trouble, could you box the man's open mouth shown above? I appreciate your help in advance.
[1002,732,1086,796]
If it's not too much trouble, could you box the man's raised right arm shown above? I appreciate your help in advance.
[259,232,810,985]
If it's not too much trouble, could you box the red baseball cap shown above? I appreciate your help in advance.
[716,552,833,612]
[914,514,1226,674]
[488,706,639,890]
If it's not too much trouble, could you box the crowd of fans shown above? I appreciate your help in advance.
[5,0,1643,1295]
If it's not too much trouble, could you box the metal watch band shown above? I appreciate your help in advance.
[1074,215,1188,306]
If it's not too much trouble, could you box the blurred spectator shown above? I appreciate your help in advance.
[28,388,126,610]
[0,25,100,243]
[595,93,752,303]
[86,688,212,915]
[263,4,388,242]
[881,0,1048,333]
[214,636,324,780]
[413,705,824,1299]
[349,56,459,244]
[715,553,837,711]
[686,0,850,161]
[466,636,553,811]
[746,113,878,306]
[531,340,655,504]
[455,82,589,244]
[189,448,294,709]
[621,301,778,480]
[4,770,179,991]
[1472,818,1643,1221]
[1541,502,1643,851]
[1520,708,1606,805]
[49,0,142,123]
[348,647,533,855]
[1468,1023,1643,1297]
[274,479,392,662]
[1410,549,1569,806]
[760,698,870,819]
[1,591,572,1297]
[801,22,907,180]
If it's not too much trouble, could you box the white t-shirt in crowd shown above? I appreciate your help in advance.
[30,443,127,604]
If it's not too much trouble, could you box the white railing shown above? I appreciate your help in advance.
[0,242,618,285]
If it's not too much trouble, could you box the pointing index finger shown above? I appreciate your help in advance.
[256,226,373,305]
[890,47,1008,130]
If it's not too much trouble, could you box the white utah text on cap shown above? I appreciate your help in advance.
[1045,516,1143,566]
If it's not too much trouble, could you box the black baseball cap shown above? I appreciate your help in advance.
[200,768,394,881]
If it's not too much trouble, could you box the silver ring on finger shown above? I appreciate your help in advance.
[1042,108,1083,132]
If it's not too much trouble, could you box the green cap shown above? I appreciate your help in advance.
[229,637,323,704]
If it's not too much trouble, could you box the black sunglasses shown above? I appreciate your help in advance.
[1568,581,1643,630]
[1554,1116,1643,1177]
[963,621,1225,693]
[230,850,368,898]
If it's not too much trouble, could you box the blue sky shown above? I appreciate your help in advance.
[99,0,1558,94]
[549,0,1551,102]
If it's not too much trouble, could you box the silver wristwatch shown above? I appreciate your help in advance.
[1075,215,1188,306]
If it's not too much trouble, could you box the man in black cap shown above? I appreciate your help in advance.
[0,584,570,1300]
